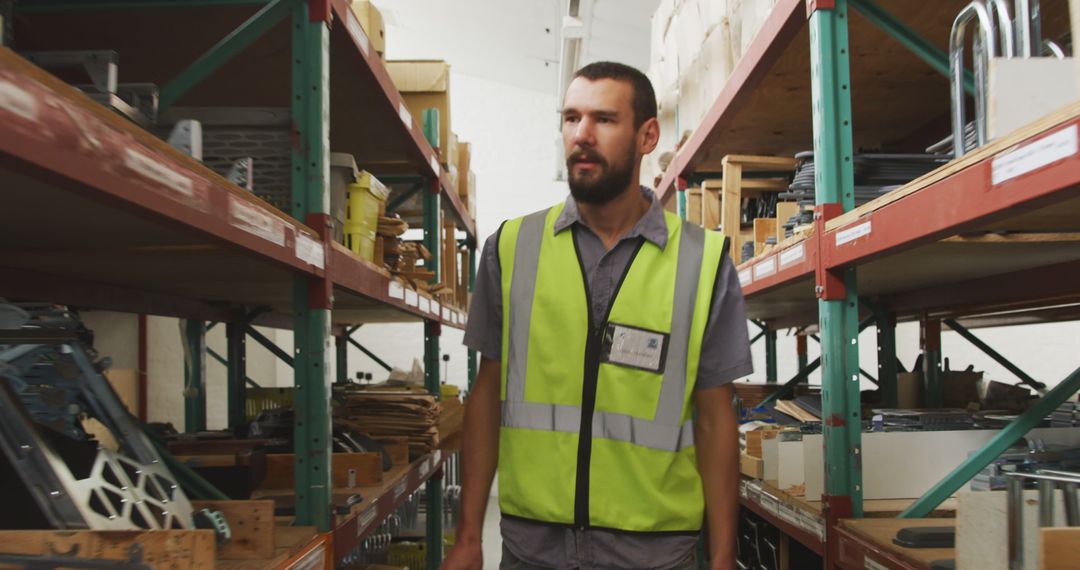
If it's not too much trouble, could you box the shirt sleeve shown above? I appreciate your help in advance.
[695,252,754,390]
[462,230,503,361]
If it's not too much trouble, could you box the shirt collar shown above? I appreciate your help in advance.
[553,186,669,250]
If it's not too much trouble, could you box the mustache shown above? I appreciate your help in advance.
[568,149,604,164]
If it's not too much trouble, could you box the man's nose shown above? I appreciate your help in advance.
[572,117,596,147]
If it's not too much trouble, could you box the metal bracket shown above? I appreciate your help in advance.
[807,0,836,16]
[813,203,845,300]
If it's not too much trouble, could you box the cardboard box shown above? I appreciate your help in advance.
[387,60,452,157]
[446,132,460,172]
[457,140,472,198]
[464,170,477,220]
[897,371,924,409]
[686,186,702,225]
[348,0,385,56]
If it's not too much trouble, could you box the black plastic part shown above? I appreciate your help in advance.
[892,526,956,548]
[930,560,956,570]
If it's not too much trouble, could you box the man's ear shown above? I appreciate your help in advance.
[639,117,660,155]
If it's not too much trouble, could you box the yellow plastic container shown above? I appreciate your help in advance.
[344,171,390,262]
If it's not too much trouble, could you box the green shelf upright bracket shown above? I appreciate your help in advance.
[922,317,943,408]
[810,0,863,520]
[159,0,293,111]
[183,319,207,432]
[677,187,687,220]
[335,333,348,384]
[796,333,809,376]
[875,309,899,407]
[902,364,1080,518]
[226,320,247,432]
[290,0,332,531]
[765,327,778,384]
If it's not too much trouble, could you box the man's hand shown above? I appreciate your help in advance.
[440,535,483,570]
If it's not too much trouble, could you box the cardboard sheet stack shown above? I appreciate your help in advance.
[337,392,441,458]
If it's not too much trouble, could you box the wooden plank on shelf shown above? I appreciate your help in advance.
[943,232,1080,243]
[723,155,800,170]
[375,436,410,466]
[754,218,778,256]
[0,530,216,568]
[191,500,275,560]
[1040,527,1080,570]
[775,202,800,242]
[838,518,956,569]
[261,453,382,490]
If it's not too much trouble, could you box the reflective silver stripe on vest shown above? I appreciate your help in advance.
[505,209,548,402]
[502,215,705,453]
[501,401,696,453]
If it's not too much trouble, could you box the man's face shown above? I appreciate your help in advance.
[562,77,639,205]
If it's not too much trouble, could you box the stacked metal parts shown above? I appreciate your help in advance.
[0,302,195,531]
[948,0,1067,157]
[972,440,1080,491]
[1052,401,1080,427]
[779,152,949,239]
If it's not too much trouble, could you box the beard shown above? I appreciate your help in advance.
[566,145,636,205]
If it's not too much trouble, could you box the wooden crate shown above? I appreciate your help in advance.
[0,530,216,567]
[753,218,778,256]
[700,155,798,259]
[260,453,382,490]
[775,201,800,242]
[191,500,275,560]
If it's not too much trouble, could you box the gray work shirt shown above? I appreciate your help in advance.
[463,187,753,570]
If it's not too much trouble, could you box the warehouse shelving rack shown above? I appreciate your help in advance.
[0,0,476,566]
[655,0,1080,567]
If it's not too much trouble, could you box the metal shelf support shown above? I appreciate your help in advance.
[809,0,863,524]
[765,327,778,384]
[875,309,899,408]
[183,319,207,432]
[921,317,943,408]
[901,364,1080,518]
[226,320,248,431]
[943,318,1047,393]
[291,0,332,531]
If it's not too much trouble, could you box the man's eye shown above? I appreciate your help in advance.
[564,116,579,124]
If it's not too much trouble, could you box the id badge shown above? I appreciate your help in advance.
[600,322,669,373]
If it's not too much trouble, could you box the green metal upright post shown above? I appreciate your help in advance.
[796,333,809,374]
[677,188,687,220]
[226,321,247,431]
[810,0,863,529]
[183,319,207,432]
[336,333,348,384]
[922,317,943,408]
[876,309,899,408]
[765,327,778,384]
[291,0,332,531]
[421,112,444,567]
[467,243,478,390]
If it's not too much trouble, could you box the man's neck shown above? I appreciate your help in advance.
[577,183,651,250]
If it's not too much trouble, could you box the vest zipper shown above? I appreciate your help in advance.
[571,233,646,528]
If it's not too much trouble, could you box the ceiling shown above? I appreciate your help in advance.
[372,0,659,94]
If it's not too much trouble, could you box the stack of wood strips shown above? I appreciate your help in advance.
[336,392,441,458]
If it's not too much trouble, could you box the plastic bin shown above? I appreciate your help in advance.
[345,171,390,262]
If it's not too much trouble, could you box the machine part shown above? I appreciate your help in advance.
[1007,469,1080,569]
[227,157,255,191]
[20,51,118,95]
[0,306,195,531]
[194,508,231,544]
[986,0,1016,58]
[0,544,150,569]
[167,120,203,161]
[1042,39,1066,59]
[892,526,956,548]
[950,1,996,157]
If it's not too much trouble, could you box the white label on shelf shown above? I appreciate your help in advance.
[419,296,431,313]
[344,10,370,56]
[404,289,418,307]
[229,197,286,246]
[992,124,1078,185]
[431,155,441,176]
[779,243,805,267]
[294,232,325,269]
[835,220,872,246]
[393,479,408,500]
[752,257,777,280]
[419,458,431,478]
[388,280,405,300]
[356,505,378,537]
[758,495,779,516]
[442,307,451,321]
[777,504,802,528]
[432,300,441,315]
[398,102,412,130]
[0,80,38,122]
[864,557,889,570]
[737,268,753,287]
[124,148,195,199]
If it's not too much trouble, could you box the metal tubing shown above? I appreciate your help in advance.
[765,329,778,384]
[159,0,292,111]
[1016,0,1034,57]
[1065,483,1080,526]
[950,0,996,156]
[986,0,1016,57]
[1008,474,1025,570]
[244,324,294,367]
[944,318,1047,392]
[901,364,1080,518]
[750,330,766,345]
[849,0,976,95]
[1039,479,1056,527]
[183,319,207,432]
[226,321,247,431]
[346,336,393,372]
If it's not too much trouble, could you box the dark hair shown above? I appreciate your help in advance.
[572,61,657,129]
